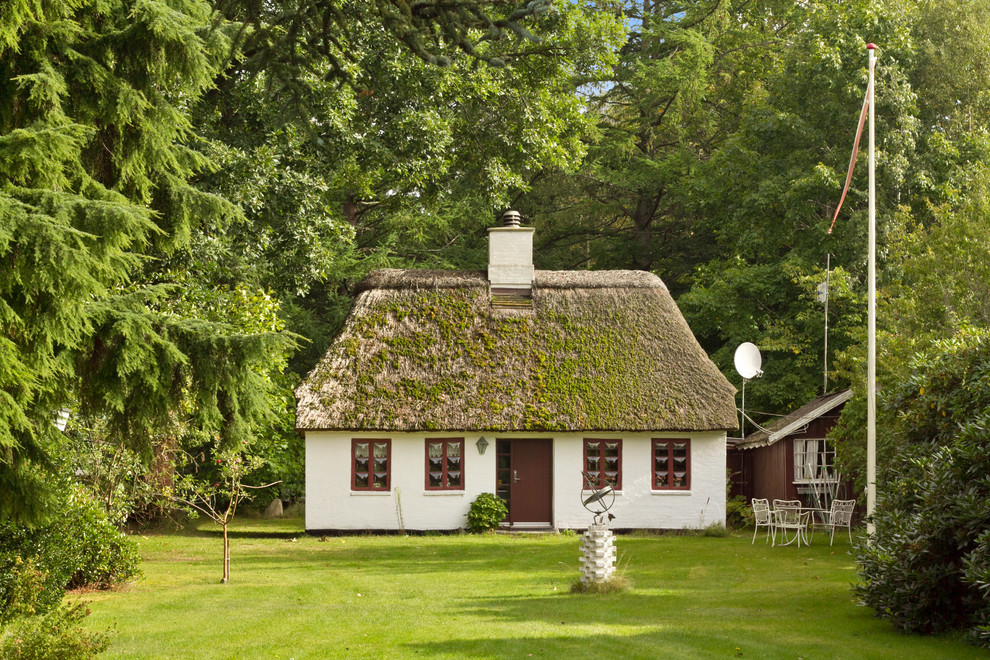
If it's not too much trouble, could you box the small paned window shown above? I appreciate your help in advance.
[425,438,464,490]
[793,438,837,483]
[584,439,622,489]
[653,439,690,490]
[352,439,390,491]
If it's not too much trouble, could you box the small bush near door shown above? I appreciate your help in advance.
[466,493,507,533]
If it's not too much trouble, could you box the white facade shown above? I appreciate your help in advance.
[305,430,726,531]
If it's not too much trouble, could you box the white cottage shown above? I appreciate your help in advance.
[295,213,738,532]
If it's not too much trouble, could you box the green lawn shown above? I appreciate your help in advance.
[76,519,981,659]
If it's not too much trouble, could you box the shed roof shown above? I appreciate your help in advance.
[736,389,852,449]
[295,269,738,433]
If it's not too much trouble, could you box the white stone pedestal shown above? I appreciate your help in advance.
[579,523,616,585]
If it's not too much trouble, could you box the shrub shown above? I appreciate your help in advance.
[0,558,46,623]
[59,430,169,526]
[0,602,110,659]
[0,558,110,659]
[466,493,507,533]
[855,331,990,645]
[0,485,140,620]
[725,495,752,529]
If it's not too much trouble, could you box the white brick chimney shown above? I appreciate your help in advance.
[487,210,534,294]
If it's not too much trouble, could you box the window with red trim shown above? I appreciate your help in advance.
[653,439,690,490]
[425,438,464,490]
[584,439,621,489]
[352,439,390,491]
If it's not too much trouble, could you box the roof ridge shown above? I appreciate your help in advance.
[357,268,667,293]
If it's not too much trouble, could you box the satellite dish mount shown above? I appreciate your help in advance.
[733,342,764,440]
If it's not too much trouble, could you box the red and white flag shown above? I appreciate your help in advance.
[828,57,876,235]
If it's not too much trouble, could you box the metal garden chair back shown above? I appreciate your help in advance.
[826,499,856,546]
[751,498,773,545]
[771,499,806,546]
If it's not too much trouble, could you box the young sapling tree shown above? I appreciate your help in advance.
[172,444,279,583]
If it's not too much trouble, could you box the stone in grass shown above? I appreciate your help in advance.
[264,498,283,518]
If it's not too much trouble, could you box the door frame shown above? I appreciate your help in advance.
[496,438,553,527]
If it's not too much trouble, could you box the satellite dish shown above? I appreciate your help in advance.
[734,342,763,380]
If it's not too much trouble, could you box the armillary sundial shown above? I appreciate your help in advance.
[581,471,616,526]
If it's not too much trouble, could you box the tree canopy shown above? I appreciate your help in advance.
[3,0,990,623]
[0,0,293,523]
[1,0,624,522]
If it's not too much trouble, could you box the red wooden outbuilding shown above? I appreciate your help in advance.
[728,390,856,508]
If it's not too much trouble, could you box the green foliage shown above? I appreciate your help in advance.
[0,485,139,620]
[855,329,990,644]
[57,420,173,525]
[0,556,111,658]
[526,0,782,279]
[222,0,578,84]
[188,0,625,386]
[0,0,294,524]
[244,416,305,502]
[0,557,45,624]
[519,0,918,420]
[683,258,865,415]
[725,495,752,530]
[466,492,507,532]
[833,160,990,495]
[0,599,110,660]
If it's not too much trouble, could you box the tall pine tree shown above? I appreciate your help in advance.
[1,0,292,523]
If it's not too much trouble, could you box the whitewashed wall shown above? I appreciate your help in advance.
[305,432,497,531]
[551,432,726,529]
[305,430,726,531]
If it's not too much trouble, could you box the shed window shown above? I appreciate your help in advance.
[584,439,622,489]
[793,439,837,483]
[352,439,391,491]
[653,439,690,490]
[426,438,464,490]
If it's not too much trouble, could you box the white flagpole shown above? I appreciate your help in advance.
[866,43,877,535]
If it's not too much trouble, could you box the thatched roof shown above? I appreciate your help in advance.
[737,389,852,449]
[295,269,738,432]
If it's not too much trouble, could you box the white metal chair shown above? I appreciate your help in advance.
[751,498,773,545]
[771,499,808,547]
[822,499,856,546]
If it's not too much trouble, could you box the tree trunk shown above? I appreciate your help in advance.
[221,522,230,583]
[632,192,661,270]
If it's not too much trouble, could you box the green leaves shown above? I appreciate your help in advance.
[856,329,990,642]
[0,0,294,523]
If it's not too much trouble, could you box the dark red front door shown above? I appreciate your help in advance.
[497,439,552,525]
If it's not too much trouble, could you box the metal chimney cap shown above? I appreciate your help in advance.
[500,210,522,227]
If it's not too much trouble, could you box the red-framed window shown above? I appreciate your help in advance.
[584,439,622,489]
[653,439,690,490]
[352,439,391,491]
[425,438,464,490]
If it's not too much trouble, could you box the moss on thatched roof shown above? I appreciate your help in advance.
[295,269,738,432]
